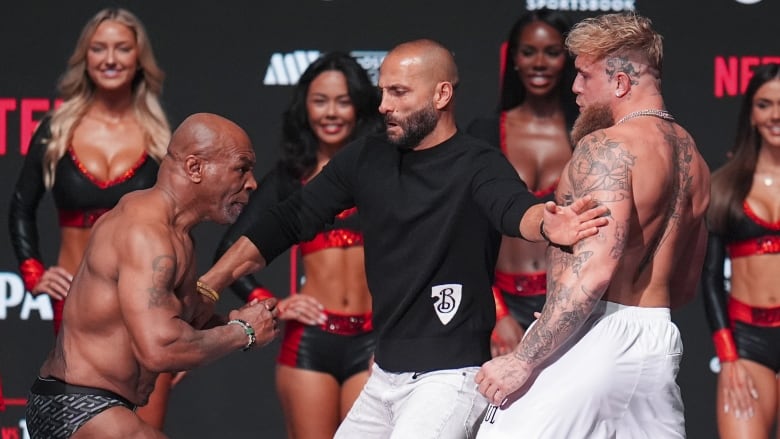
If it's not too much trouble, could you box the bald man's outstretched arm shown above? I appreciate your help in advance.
[200,236,266,295]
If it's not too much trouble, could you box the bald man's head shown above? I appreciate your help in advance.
[167,113,251,162]
[160,112,257,224]
[385,39,459,87]
[377,39,460,150]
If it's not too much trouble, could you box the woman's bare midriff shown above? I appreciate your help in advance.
[58,227,93,274]
[495,237,547,273]
[299,246,371,313]
[729,255,780,307]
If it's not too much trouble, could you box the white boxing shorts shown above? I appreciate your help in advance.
[477,301,685,439]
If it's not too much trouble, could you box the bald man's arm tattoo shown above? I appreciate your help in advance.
[147,255,175,308]
[514,134,633,366]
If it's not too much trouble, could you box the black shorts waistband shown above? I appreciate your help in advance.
[31,376,135,409]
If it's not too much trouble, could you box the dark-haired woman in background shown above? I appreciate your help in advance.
[702,63,780,439]
[467,9,577,356]
[215,51,383,439]
[7,8,175,430]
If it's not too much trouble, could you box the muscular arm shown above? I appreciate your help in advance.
[517,132,630,366]
[477,132,630,405]
[201,236,267,299]
[517,198,607,245]
[118,224,259,372]
[214,167,296,301]
[214,202,269,301]
[204,146,358,295]
[470,146,606,244]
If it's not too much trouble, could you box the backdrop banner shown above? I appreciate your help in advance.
[2,1,777,437]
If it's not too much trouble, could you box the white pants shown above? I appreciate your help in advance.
[476,301,685,439]
[335,363,487,439]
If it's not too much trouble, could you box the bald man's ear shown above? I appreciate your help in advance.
[184,155,204,183]
[433,81,454,110]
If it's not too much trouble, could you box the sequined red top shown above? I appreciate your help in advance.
[55,147,156,227]
[299,207,364,255]
[726,201,780,258]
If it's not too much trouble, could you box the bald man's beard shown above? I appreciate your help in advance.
[570,103,614,145]
[385,103,438,150]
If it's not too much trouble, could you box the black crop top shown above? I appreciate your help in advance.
[725,201,780,258]
[53,146,157,211]
[702,199,780,335]
[8,115,159,264]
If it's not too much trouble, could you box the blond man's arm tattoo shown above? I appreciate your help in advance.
[514,132,634,365]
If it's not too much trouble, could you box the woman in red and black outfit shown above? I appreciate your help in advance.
[8,8,174,430]
[216,52,382,439]
[702,63,780,439]
[467,9,577,356]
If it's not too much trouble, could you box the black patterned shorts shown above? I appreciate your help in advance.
[26,376,135,439]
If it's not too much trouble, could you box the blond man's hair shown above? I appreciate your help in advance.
[565,12,663,78]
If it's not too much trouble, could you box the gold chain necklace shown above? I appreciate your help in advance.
[616,109,675,125]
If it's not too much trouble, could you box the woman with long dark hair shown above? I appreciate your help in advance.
[467,9,577,356]
[215,51,382,439]
[702,63,780,439]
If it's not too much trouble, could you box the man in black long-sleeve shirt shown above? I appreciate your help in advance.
[202,39,606,438]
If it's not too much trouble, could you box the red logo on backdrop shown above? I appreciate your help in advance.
[0,98,62,156]
[714,56,780,98]
[1,426,21,439]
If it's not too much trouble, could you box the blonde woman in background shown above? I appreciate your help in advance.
[8,7,174,430]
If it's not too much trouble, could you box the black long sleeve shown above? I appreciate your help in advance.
[244,132,537,372]
[215,165,300,301]
[465,114,500,150]
[8,116,51,265]
[701,232,730,333]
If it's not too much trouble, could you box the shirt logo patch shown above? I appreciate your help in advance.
[431,284,462,325]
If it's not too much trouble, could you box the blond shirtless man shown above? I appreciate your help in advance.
[26,113,280,439]
[476,13,711,438]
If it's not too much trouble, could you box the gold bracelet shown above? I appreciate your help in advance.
[197,280,220,302]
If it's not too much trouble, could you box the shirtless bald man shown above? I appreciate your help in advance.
[201,39,607,438]
[26,113,280,439]
[475,13,711,438]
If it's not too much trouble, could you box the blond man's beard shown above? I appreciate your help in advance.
[570,103,614,145]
